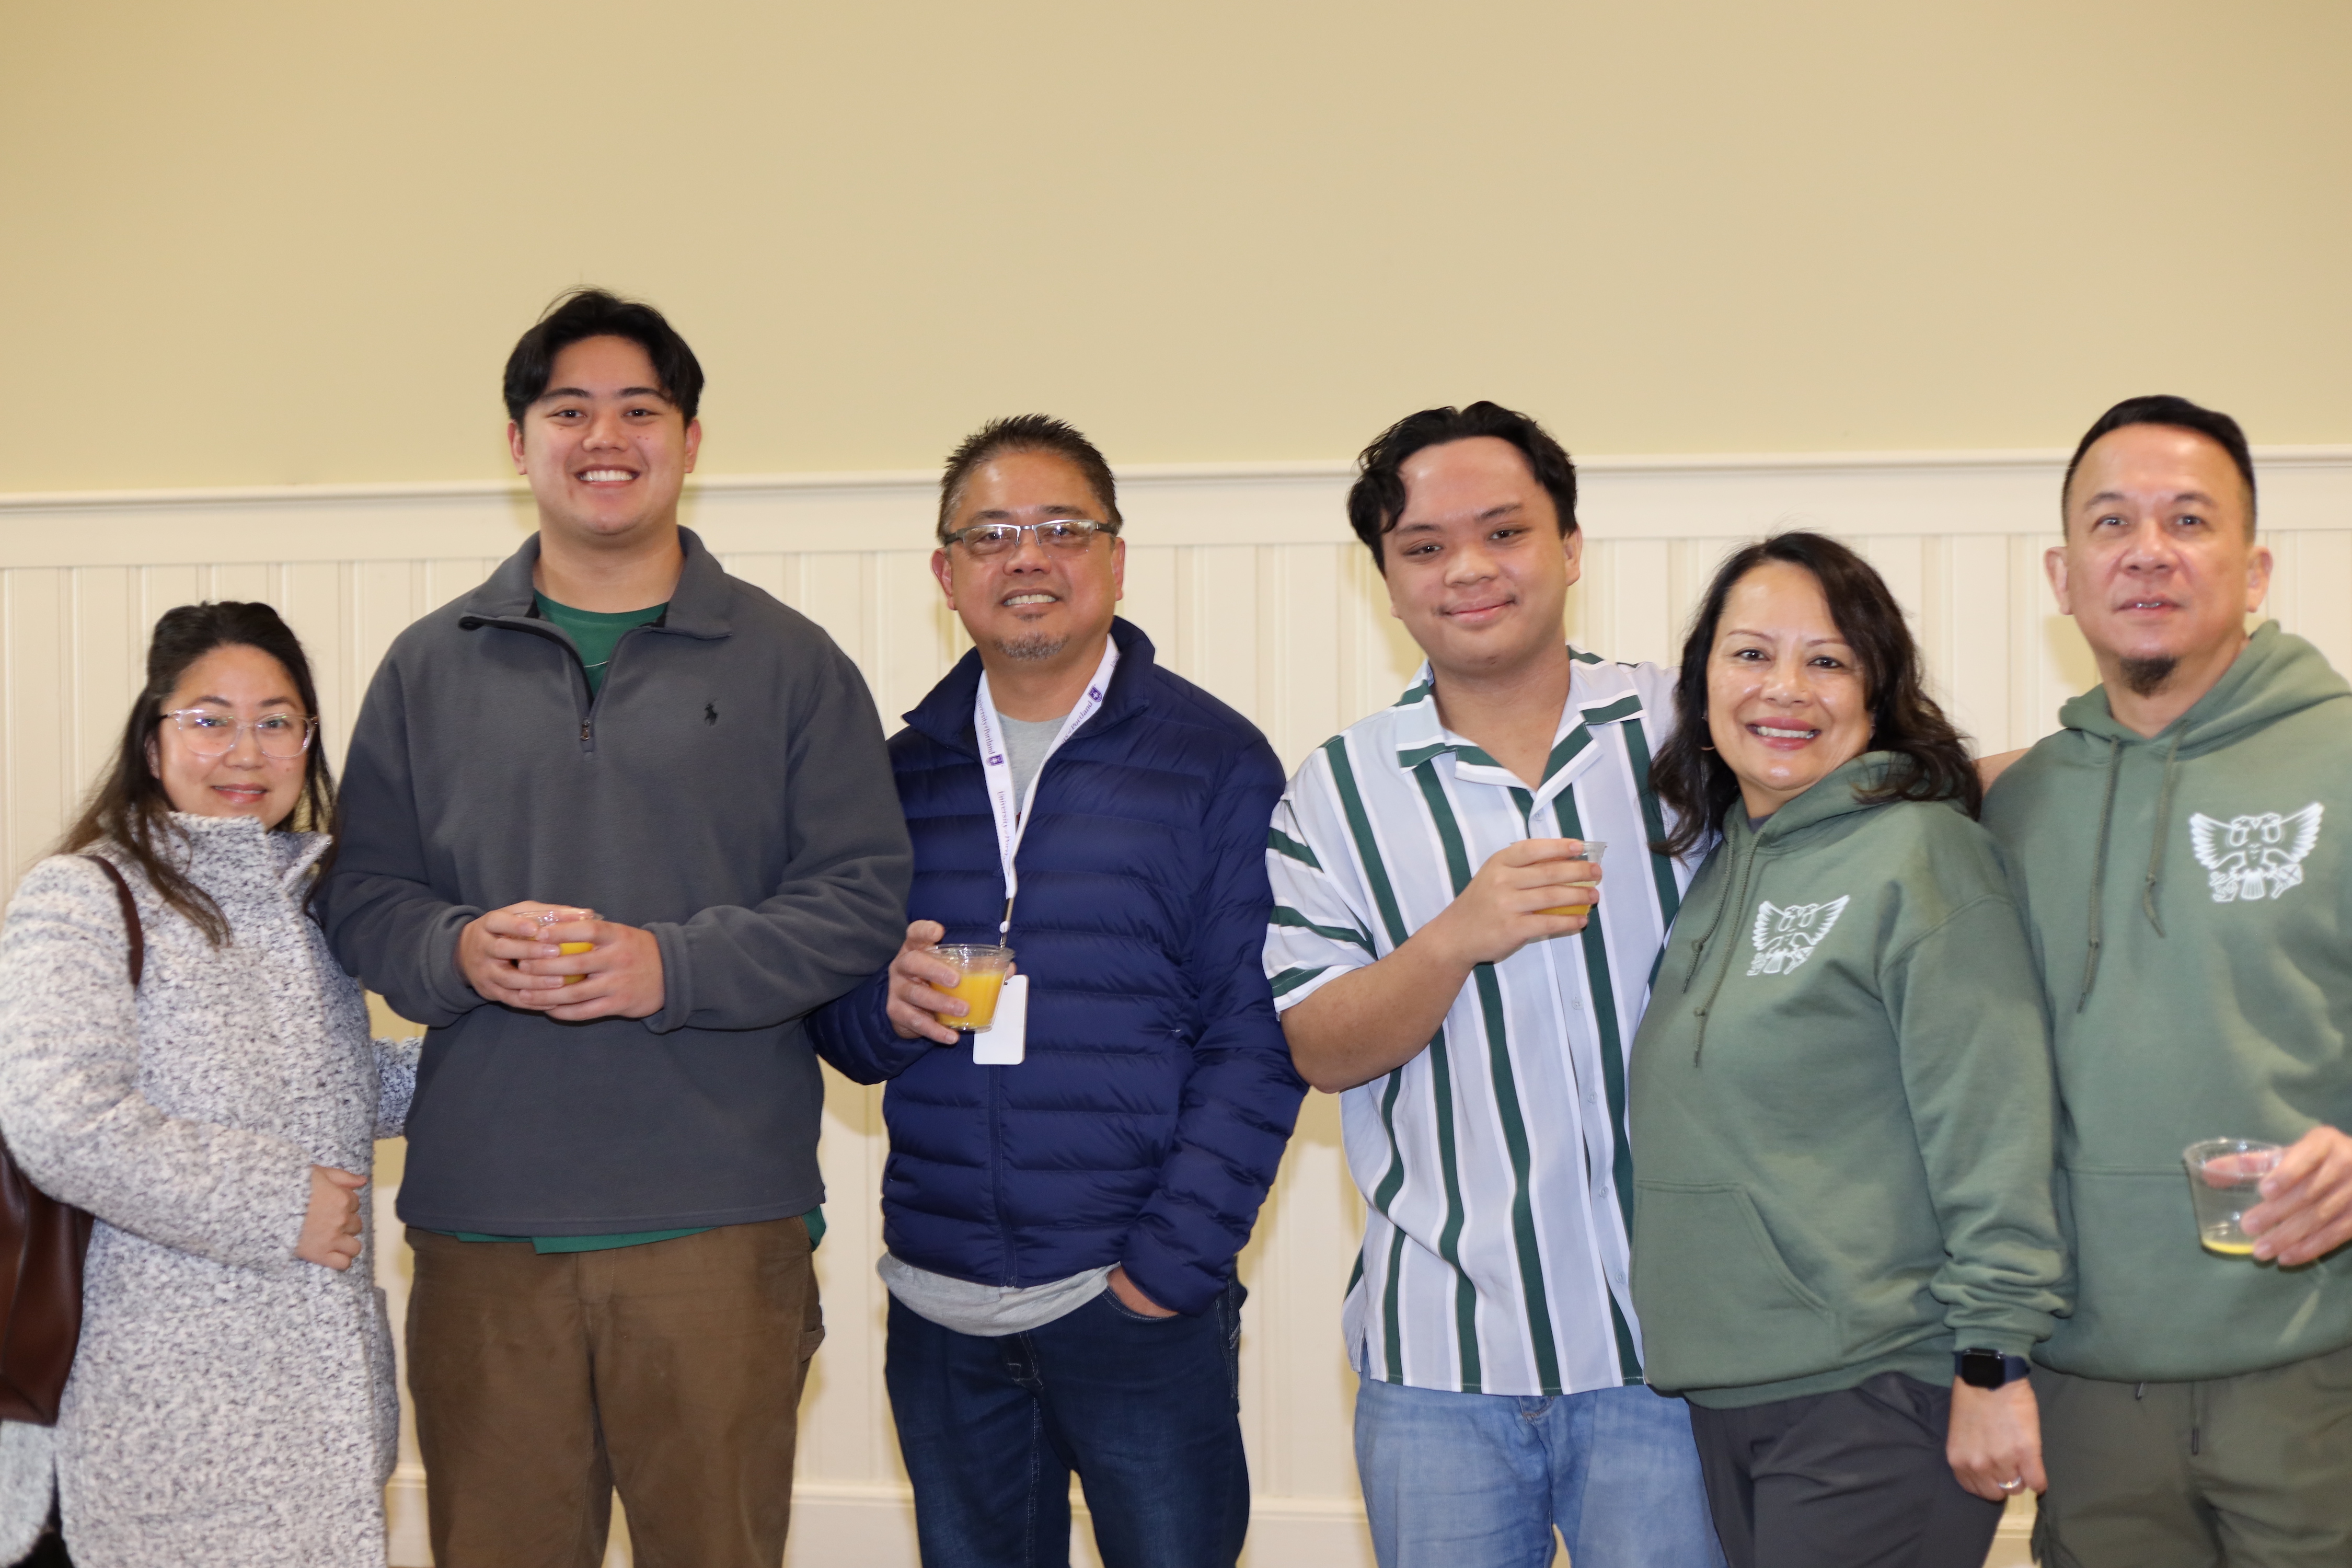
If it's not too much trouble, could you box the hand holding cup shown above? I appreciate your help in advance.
[457,901,598,1008]
[886,922,966,1043]
[2183,1139,2284,1256]
[1538,840,1607,918]
[1427,839,1605,972]
[536,907,597,984]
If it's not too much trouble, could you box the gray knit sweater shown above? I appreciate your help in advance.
[0,816,419,1567]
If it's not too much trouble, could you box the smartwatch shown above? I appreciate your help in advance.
[1955,1348,2033,1389]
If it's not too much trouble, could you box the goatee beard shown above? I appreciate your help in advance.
[994,632,1069,663]
[2119,655,2178,696]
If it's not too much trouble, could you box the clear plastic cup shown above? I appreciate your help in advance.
[2182,1138,2285,1256]
[1539,840,1608,917]
[932,944,1016,1031]
[535,907,597,985]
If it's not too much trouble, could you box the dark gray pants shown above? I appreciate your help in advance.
[2033,1344,2352,1568]
[1687,1371,2002,1568]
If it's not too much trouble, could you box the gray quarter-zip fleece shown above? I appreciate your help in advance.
[326,528,912,1235]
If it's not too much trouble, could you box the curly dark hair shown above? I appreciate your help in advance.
[1347,401,1577,568]
[1651,532,1979,858]
[60,602,338,941]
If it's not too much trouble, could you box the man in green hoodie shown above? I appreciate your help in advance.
[1983,394,2352,1567]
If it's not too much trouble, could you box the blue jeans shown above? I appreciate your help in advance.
[884,1282,1251,1568]
[1355,1373,1727,1568]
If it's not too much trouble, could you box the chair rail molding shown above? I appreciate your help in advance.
[8,446,2348,567]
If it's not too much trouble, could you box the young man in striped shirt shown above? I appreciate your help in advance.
[1266,403,1723,1566]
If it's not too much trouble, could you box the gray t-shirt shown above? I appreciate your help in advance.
[879,1254,1114,1336]
[884,701,1105,1336]
[998,709,1068,816]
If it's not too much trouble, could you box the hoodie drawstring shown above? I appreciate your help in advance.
[2079,737,2123,1011]
[2080,727,2187,1009]
[1677,843,1738,996]
[1688,831,1762,1064]
[2141,729,2186,937]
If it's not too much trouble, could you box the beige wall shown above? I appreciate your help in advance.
[4,1,2348,494]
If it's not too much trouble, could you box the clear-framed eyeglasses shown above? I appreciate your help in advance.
[163,709,318,759]
[941,518,1120,558]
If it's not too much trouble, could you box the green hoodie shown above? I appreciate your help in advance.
[1630,754,2066,1409]
[1982,622,2352,1382]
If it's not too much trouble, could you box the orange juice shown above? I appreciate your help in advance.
[1540,840,1607,919]
[558,941,593,985]
[943,969,1006,1029]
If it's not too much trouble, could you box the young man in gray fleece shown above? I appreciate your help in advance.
[327,288,912,1568]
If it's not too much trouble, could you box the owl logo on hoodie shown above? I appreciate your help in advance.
[2189,804,2324,903]
[1747,896,1851,976]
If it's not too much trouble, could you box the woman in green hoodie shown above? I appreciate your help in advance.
[1628,533,2067,1568]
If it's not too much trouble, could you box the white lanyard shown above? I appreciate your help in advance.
[973,638,1121,940]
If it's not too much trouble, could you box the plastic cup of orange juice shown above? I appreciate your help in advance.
[1539,840,1608,917]
[557,942,594,985]
[534,908,598,985]
[932,944,1016,1031]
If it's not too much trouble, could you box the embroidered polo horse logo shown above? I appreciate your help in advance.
[2188,804,2323,903]
[1747,896,1850,976]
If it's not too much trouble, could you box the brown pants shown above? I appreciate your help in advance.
[405,1218,824,1568]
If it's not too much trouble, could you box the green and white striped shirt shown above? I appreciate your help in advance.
[1264,651,1693,1397]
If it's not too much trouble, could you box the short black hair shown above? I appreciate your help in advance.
[502,287,705,424]
[1347,402,1578,568]
[2061,394,2256,534]
[938,414,1122,541]
[1650,532,1981,857]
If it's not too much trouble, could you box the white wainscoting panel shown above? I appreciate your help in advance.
[10,447,2348,1567]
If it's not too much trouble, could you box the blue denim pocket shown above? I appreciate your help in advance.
[1100,1288,1183,1324]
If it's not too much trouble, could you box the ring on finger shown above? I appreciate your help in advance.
[1999,1478,2023,1492]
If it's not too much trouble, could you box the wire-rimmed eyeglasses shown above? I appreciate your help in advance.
[941,518,1120,558]
[163,709,318,759]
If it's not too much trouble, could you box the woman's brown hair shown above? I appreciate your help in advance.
[1651,532,1980,859]
[60,602,338,942]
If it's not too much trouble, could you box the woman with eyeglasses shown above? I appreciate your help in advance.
[0,602,416,1568]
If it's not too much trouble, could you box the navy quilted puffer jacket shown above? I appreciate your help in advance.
[811,620,1305,1316]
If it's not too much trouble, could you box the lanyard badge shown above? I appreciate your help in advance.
[966,638,1121,1065]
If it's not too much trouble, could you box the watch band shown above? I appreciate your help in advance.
[1955,1349,2033,1388]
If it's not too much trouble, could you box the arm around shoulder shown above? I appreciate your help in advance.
[1976,748,2031,793]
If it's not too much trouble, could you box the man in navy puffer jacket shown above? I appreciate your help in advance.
[813,414,1305,1568]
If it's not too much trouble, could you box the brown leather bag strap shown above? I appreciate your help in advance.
[79,856,143,987]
